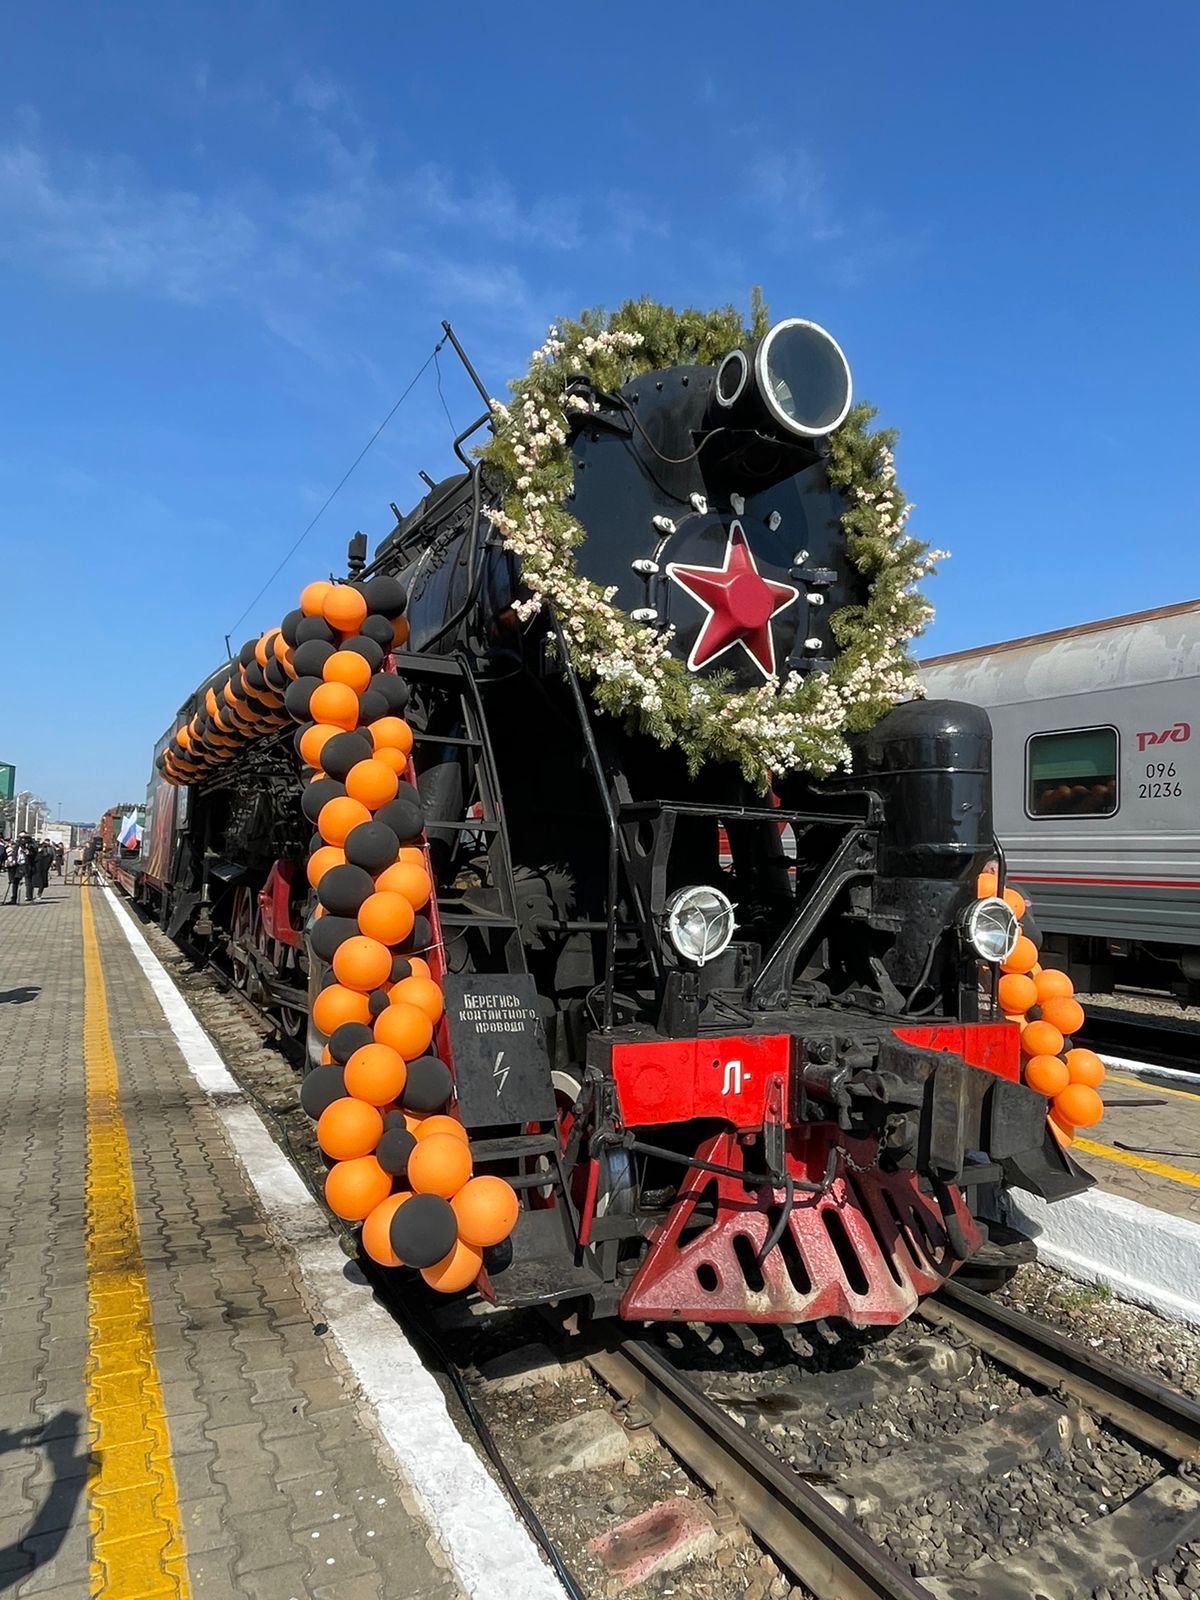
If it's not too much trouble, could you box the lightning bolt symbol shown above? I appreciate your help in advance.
[493,1049,508,1097]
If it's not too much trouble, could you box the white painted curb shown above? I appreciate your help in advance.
[103,887,561,1600]
[1009,1185,1200,1330]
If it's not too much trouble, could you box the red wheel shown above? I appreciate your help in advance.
[229,886,254,991]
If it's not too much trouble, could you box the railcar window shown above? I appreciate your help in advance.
[1027,728,1118,817]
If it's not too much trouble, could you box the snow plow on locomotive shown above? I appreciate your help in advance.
[145,302,1095,1326]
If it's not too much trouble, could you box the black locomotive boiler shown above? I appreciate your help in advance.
[140,309,1090,1325]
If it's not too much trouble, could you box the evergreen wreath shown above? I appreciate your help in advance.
[482,294,945,788]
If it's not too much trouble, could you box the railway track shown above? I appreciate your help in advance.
[109,878,1200,1600]
[1078,1006,1200,1077]
[585,1284,1200,1600]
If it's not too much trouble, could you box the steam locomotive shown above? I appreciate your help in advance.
[134,311,1090,1325]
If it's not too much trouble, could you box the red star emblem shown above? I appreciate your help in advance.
[666,521,800,678]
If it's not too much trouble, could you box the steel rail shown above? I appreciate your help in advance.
[920,1280,1200,1461]
[586,1339,932,1600]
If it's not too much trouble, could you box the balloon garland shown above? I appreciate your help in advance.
[161,574,520,1293]
[977,873,1106,1148]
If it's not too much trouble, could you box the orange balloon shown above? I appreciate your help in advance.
[391,616,410,649]
[976,871,998,899]
[413,1114,468,1144]
[372,746,409,777]
[255,631,276,669]
[1055,1082,1103,1128]
[376,860,431,909]
[301,579,334,617]
[320,1046,333,1064]
[312,984,372,1037]
[281,646,298,680]
[325,1155,392,1221]
[997,973,1038,1015]
[367,716,414,754]
[1041,996,1085,1038]
[333,935,393,993]
[307,845,347,889]
[1024,1054,1070,1097]
[389,974,443,1024]
[374,1002,434,1061]
[1001,936,1039,976]
[345,758,399,811]
[1065,1048,1106,1088]
[408,1133,471,1199]
[344,1042,408,1106]
[1047,1112,1075,1148]
[323,651,373,694]
[323,586,369,632]
[1002,886,1027,918]
[361,1192,410,1266]
[421,1237,482,1294]
[176,727,192,751]
[300,723,341,769]
[317,1098,383,1161]
[452,1176,519,1249]
[274,630,291,667]
[358,891,415,946]
[310,681,359,732]
[1035,968,1074,1003]
[319,795,372,847]
[1021,1020,1065,1059]
[405,956,432,981]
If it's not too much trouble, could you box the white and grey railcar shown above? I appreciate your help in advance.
[920,600,1200,998]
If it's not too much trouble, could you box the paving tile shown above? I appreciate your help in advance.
[0,893,464,1600]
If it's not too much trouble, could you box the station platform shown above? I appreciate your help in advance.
[1078,1067,1200,1224]
[0,886,558,1600]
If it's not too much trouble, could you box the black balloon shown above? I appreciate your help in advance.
[344,821,399,874]
[239,639,258,667]
[360,614,396,650]
[328,1020,375,1064]
[358,688,389,724]
[321,730,373,780]
[296,616,336,646]
[363,575,408,618]
[293,639,336,679]
[401,1055,452,1113]
[284,676,323,722]
[280,607,305,646]
[300,1065,347,1119]
[397,915,432,954]
[370,673,410,715]
[368,988,390,1018]
[317,863,375,916]
[483,1238,514,1275]
[389,954,413,984]
[375,791,424,843]
[302,777,347,824]
[339,636,384,672]
[389,1192,457,1269]
[293,723,312,756]
[382,1109,409,1131]
[375,1126,415,1177]
[309,831,323,856]
[245,660,268,693]
[309,915,359,962]
[264,657,288,691]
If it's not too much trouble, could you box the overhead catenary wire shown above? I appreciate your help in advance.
[225,338,445,640]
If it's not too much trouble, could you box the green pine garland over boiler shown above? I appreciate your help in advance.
[482,294,944,788]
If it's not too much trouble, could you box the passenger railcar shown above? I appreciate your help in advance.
[921,601,1200,1001]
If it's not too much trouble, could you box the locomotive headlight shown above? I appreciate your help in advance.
[662,885,736,966]
[961,896,1020,965]
[714,318,853,442]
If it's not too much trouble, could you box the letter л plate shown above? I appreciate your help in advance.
[442,973,558,1129]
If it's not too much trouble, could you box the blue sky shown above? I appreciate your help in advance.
[2,3,1197,819]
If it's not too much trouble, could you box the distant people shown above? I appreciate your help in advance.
[21,836,37,903]
[34,840,52,899]
[54,842,65,876]
[5,841,21,905]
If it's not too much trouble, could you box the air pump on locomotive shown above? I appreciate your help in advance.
[149,310,1092,1326]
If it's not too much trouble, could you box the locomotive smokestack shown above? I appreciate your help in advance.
[711,318,853,440]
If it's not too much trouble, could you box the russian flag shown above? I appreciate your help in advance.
[118,813,141,850]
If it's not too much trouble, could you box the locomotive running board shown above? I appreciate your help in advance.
[619,1132,980,1327]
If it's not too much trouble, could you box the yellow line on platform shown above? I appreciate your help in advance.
[1107,1071,1200,1102]
[1075,1135,1200,1190]
[80,889,190,1599]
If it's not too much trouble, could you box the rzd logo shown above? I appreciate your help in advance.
[1136,721,1190,752]
[717,1058,751,1096]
